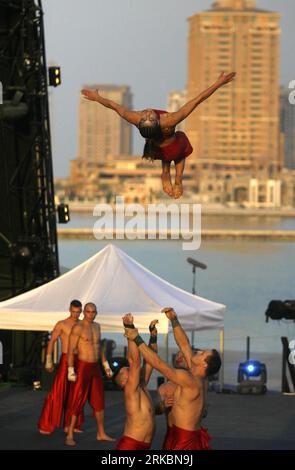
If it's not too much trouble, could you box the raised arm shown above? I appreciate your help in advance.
[161,72,236,128]
[143,320,159,386]
[81,89,141,126]
[45,321,62,372]
[124,327,194,388]
[162,307,193,369]
[122,314,141,393]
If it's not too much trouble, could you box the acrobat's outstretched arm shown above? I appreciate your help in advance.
[162,308,193,369]
[81,88,141,126]
[161,72,236,128]
[143,319,159,386]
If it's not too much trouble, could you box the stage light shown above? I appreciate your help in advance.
[247,364,255,374]
[237,360,267,394]
[57,203,70,223]
[110,357,129,377]
[13,244,32,267]
[187,257,207,295]
[33,381,41,391]
[48,66,61,87]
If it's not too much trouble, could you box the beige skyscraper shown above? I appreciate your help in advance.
[78,85,132,163]
[167,90,187,133]
[186,0,281,180]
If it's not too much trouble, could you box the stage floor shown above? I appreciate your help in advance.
[0,387,294,450]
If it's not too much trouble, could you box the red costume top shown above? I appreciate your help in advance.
[144,109,193,162]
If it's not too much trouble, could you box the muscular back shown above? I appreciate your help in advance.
[123,385,155,444]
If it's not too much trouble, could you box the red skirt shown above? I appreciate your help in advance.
[65,359,104,421]
[38,354,83,433]
[143,131,193,163]
[160,131,193,162]
[166,425,212,451]
[116,435,151,450]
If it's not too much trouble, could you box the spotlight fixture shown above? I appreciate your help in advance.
[187,257,207,295]
[48,66,61,87]
[110,357,129,378]
[57,203,70,223]
[237,360,267,395]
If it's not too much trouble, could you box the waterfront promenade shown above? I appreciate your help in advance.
[57,228,295,241]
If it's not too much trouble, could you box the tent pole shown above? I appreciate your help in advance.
[53,339,58,364]
[219,328,224,393]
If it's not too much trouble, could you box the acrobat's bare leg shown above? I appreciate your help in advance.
[174,158,185,199]
[95,410,115,441]
[65,414,77,446]
[161,161,173,197]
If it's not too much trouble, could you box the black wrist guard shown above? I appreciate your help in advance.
[149,335,157,344]
[149,323,156,333]
[171,317,180,328]
[134,335,144,347]
[124,322,135,329]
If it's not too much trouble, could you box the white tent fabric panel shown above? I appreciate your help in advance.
[0,244,225,333]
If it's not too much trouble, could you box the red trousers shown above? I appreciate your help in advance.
[38,354,83,433]
[65,359,104,421]
[162,425,174,450]
[116,435,151,450]
[165,425,212,450]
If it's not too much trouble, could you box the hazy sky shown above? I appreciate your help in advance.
[43,0,295,177]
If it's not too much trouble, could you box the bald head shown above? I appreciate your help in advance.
[84,302,97,312]
[83,302,97,322]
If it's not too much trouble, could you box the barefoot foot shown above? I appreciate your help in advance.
[96,433,115,442]
[173,182,183,199]
[161,173,174,197]
[65,437,76,446]
[39,429,51,435]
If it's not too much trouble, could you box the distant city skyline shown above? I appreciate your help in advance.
[43,0,295,177]
[78,85,132,162]
[186,0,281,182]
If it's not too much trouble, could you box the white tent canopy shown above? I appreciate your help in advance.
[0,244,225,333]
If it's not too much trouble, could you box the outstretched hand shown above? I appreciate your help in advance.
[216,72,236,87]
[122,313,134,326]
[149,319,159,337]
[124,327,139,341]
[161,307,177,320]
[81,88,100,102]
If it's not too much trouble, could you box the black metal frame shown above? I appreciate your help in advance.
[0,1,60,376]
[0,0,59,300]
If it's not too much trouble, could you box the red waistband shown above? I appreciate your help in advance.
[172,425,203,437]
[120,435,151,448]
[76,359,99,366]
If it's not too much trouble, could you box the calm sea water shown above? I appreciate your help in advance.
[59,214,295,356]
